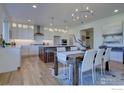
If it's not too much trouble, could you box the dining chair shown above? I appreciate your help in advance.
[103,48,112,72]
[80,49,96,85]
[94,49,105,78]
[56,47,68,80]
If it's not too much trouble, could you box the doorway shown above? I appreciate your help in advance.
[80,28,94,49]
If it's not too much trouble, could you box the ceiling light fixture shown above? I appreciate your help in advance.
[72,6,94,23]
[84,15,88,18]
[86,6,89,10]
[27,19,31,22]
[32,5,37,8]
[114,9,119,13]
[75,9,78,12]
[72,13,74,17]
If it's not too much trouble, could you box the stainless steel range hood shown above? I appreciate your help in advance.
[34,25,44,36]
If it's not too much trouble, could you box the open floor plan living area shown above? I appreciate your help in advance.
[0,3,124,85]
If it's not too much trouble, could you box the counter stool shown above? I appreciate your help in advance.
[46,49,54,63]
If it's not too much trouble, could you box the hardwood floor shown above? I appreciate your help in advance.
[0,56,124,85]
[0,56,59,85]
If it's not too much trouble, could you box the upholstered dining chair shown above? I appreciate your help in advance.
[103,48,112,72]
[94,49,105,79]
[80,49,96,85]
[56,47,68,79]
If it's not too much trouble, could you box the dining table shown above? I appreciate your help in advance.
[54,50,85,85]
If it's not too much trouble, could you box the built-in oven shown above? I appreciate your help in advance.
[61,39,67,45]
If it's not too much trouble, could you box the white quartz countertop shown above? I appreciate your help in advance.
[41,45,75,48]
[0,45,21,49]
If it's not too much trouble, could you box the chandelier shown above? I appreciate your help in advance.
[72,6,94,23]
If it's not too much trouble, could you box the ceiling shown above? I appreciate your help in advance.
[5,3,124,28]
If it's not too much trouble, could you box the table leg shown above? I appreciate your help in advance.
[54,53,58,76]
[122,48,124,64]
[105,61,109,71]
[72,58,79,85]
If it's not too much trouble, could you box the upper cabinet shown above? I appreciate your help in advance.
[102,21,123,44]
[10,23,34,40]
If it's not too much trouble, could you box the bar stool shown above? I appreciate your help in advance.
[46,48,54,62]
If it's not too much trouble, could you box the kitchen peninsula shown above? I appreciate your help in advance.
[0,46,21,73]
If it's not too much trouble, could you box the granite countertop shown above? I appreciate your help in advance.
[41,45,75,48]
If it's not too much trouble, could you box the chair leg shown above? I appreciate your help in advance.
[62,64,68,80]
[68,64,72,81]
[93,65,96,82]
[92,69,95,84]
[81,72,83,85]
[101,62,103,76]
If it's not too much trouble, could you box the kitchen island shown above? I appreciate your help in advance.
[39,45,75,63]
[0,46,21,73]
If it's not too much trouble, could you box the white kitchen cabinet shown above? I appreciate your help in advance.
[11,28,34,40]
[21,45,39,56]
[21,45,30,56]
[0,47,21,73]
[29,45,39,55]
[110,51,123,62]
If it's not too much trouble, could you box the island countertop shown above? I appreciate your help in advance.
[40,45,75,48]
[39,45,76,63]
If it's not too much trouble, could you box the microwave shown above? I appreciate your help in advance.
[61,39,67,45]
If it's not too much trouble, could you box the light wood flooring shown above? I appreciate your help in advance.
[0,56,124,85]
[0,56,59,85]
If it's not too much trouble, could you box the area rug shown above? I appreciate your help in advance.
[49,67,124,85]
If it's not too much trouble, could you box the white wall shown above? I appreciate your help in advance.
[70,13,124,49]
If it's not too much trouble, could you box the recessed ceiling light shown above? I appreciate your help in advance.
[72,13,74,17]
[86,6,89,10]
[75,9,78,12]
[27,19,31,22]
[32,5,37,8]
[84,15,88,18]
[114,9,119,13]
[90,10,93,13]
